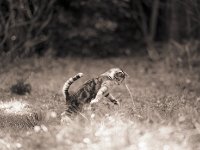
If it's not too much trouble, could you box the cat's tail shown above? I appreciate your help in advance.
[62,73,84,100]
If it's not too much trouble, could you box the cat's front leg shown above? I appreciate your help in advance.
[90,86,108,104]
[90,99,99,104]
[105,93,120,105]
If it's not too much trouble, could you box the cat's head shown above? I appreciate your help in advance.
[101,68,128,85]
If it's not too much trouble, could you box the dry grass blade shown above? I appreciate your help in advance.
[125,78,135,109]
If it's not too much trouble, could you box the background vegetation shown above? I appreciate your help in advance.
[1,0,200,58]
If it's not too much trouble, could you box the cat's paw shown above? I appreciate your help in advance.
[110,99,120,106]
[90,99,99,104]
[114,100,120,106]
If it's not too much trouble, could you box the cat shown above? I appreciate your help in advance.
[61,68,127,122]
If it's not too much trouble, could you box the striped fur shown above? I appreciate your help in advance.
[62,73,83,100]
[62,68,127,118]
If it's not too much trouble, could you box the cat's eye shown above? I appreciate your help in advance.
[114,72,125,82]
[116,72,124,77]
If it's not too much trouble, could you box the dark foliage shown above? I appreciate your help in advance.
[0,0,200,58]
[0,0,55,59]
[10,80,31,95]
[51,0,142,57]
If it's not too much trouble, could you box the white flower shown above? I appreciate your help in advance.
[83,138,91,144]
[50,111,57,118]
[91,113,95,118]
[16,143,22,148]
[34,126,41,132]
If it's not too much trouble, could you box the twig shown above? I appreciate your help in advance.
[125,78,135,109]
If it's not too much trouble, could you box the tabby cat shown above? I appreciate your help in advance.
[61,68,127,121]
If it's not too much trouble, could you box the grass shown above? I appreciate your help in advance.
[0,56,200,150]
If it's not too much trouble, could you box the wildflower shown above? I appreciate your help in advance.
[91,113,95,119]
[16,143,22,148]
[83,138,91,144]
[34,126,41,132]
[50,111,57,118]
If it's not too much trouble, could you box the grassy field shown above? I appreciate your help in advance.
[0,57,200,150]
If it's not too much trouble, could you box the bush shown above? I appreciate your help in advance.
[10,79,31,95]
[0,0,55,60]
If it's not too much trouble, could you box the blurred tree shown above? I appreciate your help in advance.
[0,0,200,58]
[0,0,55,60]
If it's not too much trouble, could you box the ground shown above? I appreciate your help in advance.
[0,56,200,150]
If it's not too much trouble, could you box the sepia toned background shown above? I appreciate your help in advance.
[0,0,200,59]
